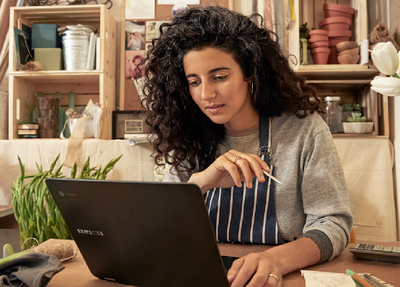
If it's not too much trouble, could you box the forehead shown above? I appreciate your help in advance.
[183,47,240,72]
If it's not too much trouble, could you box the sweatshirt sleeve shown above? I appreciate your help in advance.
[299,127,353,263]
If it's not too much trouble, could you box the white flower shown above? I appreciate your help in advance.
[371,76,400,97]
[371,42,399,76]
[397,51,400,77]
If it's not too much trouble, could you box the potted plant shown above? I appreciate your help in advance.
[342,103,362,122]
[342,112,374,134]
[299,23,310,65]
[11,154,122,249]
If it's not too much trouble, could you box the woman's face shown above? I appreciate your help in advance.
[183,47,258,131]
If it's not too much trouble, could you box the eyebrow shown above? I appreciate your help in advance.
[186,67,230,78]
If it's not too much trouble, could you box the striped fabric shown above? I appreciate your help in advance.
[204,162,284,245]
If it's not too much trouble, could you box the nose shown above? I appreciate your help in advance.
[200,81,216,101]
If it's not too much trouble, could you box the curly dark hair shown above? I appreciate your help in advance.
[142,5,323,177]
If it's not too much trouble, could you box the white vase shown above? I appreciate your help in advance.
[342,122,374,134]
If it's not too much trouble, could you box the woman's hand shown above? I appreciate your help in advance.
[227,252,283,287]
[188,149,270,193]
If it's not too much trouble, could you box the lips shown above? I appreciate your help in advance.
[206,104,224,114]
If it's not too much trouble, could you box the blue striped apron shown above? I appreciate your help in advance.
[204,114,285,245]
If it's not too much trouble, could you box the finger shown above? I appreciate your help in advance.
[229,257,259,287]
[226,257,243,284]
[234,158,255,189]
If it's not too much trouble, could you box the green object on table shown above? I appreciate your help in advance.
[1,244,33,266]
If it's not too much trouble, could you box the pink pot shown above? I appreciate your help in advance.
[328,30,352,42]
[323,3,355,19]
[309,29,329,37]
[309,34,329,43]
[311,47,330,65]
[327,46,339,64]
[310,41,329,49]
[319,17,351,31]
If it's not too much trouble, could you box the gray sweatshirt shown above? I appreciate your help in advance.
[164,112,353,262]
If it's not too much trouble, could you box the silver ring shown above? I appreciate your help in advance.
[233,156,242,164]
[269,273,279,281]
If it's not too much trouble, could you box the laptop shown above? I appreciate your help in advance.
[45,178,232,287]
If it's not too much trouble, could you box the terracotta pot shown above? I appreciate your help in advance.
[310,41,329,49]
[309,34,329,43]
[323,3,355,19]
[311,47,330,65]
[327,46,339,64]
[309,29,329,37]
[336,41,358,53]
[338,47,359,56]
[319,17,351,31]
[328,30,352,42]
[338,54,360,64]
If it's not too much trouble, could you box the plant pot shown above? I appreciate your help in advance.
[319,17,352,31]
[336,41,358,53]
[310,41,329,49]
[338,54,360,64]
[327,45,339,64]
[338,47,359,56]
[343,122,374,134]
[309,29,329,37]
[311,47,330,65]
[328,30,352,42]
[323,3,355,19]
[309,34,329,43]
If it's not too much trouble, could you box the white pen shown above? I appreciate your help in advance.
[262,170,281,184]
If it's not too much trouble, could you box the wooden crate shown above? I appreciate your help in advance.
[8,5,117,139]
[287,0,369,72]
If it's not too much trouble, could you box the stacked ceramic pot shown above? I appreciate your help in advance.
[309,29,329,64]
[319,3,355,64]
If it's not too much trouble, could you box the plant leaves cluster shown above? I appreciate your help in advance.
[347,112,366,122]
[11,154,122,249]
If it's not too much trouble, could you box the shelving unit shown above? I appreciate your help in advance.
[287,0,388,138]
[8,5,117,139]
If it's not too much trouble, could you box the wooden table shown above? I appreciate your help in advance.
[46,239,400,287]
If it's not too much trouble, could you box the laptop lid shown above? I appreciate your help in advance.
[45,178,229,287]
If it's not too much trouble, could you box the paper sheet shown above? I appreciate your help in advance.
[126,0,155,20]
[301,270,356,287]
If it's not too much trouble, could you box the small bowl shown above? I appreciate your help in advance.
[336,41,358,53]
[319,17,352,31]
[338,54,360,64]
[338,47,359,56]
[323,3,355,19]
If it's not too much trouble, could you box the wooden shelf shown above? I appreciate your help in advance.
[294,65,379,80]
[9,5,117,140]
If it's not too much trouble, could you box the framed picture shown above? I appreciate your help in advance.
[112,110,148,139]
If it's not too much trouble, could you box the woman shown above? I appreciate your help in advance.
[142,6,353,287]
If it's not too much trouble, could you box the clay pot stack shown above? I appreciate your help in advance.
[336,41,360,64]
[319,3,355,64]
[309,29,329,64]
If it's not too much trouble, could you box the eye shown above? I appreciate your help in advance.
[214,75,227,81]
[188,79,200,87]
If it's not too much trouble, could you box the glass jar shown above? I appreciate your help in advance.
[324,96,343,133]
